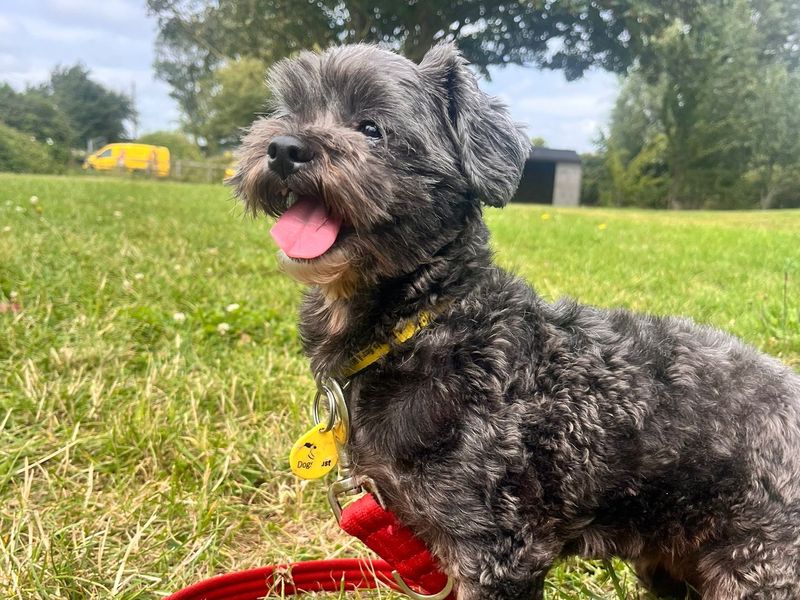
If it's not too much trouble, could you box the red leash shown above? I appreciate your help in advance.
[166,494,455,599]
[165,558,395,600]
[339,494,453,597]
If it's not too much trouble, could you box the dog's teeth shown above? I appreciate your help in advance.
[287,192,297,207]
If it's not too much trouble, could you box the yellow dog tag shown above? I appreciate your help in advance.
[289,425,339,479]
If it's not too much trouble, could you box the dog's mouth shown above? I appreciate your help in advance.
[270,193,343,260]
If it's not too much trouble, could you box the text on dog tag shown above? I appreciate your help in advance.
[289,425,339,479]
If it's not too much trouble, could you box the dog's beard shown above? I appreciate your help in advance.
[278,248,358,301]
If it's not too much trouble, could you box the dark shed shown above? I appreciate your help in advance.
[512,147,582,206]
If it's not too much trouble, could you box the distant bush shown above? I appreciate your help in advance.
[0,84,74,165]
[600,135,669,208]
[137,131,203,161]
[0,122,62,174]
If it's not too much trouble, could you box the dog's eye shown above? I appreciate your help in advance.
[357,121,382,139]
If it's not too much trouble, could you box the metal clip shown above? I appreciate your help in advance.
[327,475,362,523]
[327,473,384,523]
[392,571,455,600]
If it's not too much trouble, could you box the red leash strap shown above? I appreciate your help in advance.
[339,494,454,598]
[166,494,454,599]
[165,558,396,600]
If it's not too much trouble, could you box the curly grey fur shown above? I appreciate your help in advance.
[232,44,800,599]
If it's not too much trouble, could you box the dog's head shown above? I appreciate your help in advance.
[232,44,528,296]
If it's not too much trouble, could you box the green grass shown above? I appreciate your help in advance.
[1,173,798,599]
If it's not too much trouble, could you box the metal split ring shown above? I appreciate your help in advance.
[312,375,349,443]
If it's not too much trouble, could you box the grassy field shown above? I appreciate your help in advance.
[1,173,798,599]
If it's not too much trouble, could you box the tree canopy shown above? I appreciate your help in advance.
[596,0,800,209]
[47,65,135,148]
[194,57,269,152]
[146,0,697,144]
[0,84,74,163]
[146,0,660,78]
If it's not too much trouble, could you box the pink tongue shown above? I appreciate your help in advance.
[270,196,342,259]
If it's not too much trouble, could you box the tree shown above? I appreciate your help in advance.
[600,0,800,209]
[47,65,136,147]
[146,0,697,135]
[748,66,800,208]
[652,3,761,208]
[603,73,663,166]
[601,134,670,208]
[195,57,269,152]
[579,152,606,205]
[748,0,800,69]
[599,72,670,207]
[0,84,74,163]
[147,0,638,76]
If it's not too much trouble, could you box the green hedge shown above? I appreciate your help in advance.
[0,122,63,174]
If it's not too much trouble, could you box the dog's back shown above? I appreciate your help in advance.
[507,273,800,596]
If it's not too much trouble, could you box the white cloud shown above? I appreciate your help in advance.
[0,15,12,35]
[3,66,52,89]
[92,66,154,89]
[87,67,182,133]
[0,53,19,71]
[515,94,610,119]
[46,0,141,24]
[16,16,103,43]
[482,65,618,152]
[578,119,600,137]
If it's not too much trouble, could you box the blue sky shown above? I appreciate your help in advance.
[0,0,617,152]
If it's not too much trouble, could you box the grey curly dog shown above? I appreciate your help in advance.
[232,43,800,599]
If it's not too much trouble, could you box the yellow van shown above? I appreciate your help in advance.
[83,143,170,177]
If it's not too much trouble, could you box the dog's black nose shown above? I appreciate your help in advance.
[267,135,313,179]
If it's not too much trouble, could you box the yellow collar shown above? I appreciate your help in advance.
[341,304,447,378]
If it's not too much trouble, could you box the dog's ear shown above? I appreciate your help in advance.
[419,44,529,207]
